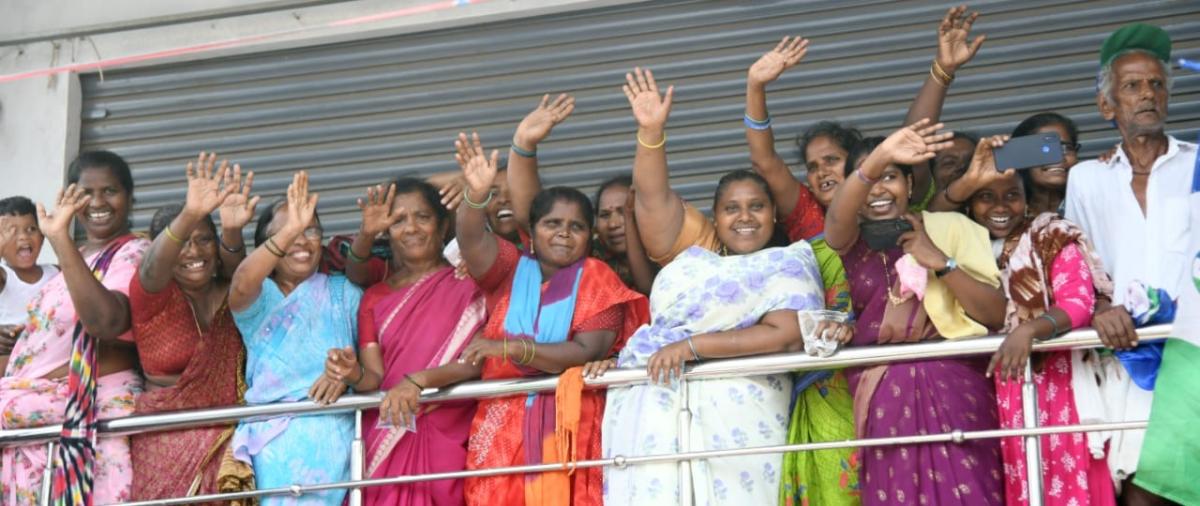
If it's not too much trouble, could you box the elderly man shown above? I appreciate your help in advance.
[1064,23,1195,505]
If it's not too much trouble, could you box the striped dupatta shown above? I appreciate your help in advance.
[52,235,134,506]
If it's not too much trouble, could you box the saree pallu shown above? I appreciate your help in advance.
[840,227,1004,506]
[992,213,1116,506]
[0,237,147,505]
[780,191,860,506]
[231,274,362,506]
[604,242,826,506]
[129,277,246,503]
[359,267,486,506]
[464,240,648,506]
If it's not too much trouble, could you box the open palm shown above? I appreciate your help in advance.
[881,119,955,166]
[748,36,809,85]
[515,94,575,146]
[37,184,91,239]
[455,132,499,196]
[185,152,236,216]
[936,5,985,74]
[285,171,319,231]
[358,183,398,236]
[623,67,674,129]
[219,165,259,230]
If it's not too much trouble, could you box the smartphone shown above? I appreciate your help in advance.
[993,132,1064,172]
[860,218,914,251]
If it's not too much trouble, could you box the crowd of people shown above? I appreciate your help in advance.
[0,6,1195,506]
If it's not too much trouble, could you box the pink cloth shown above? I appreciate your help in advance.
[359,267,486,506]
[995,242,1114,506]
[894,254,928,300]
[0,238,147,505]
[1049,244,1095,329]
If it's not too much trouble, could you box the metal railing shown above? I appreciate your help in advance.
[0,324,1172,506]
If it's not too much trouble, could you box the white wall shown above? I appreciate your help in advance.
[0,0,638,262]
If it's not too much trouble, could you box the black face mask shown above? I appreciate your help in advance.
[859,218,913,251]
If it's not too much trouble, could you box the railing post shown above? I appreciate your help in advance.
[677,377,692,506]
[39,441,55,506]
[349,408,364,506]
[1022,361,1044,506]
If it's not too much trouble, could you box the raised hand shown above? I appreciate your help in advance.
[748,36,810,86]
[358,183,399,237]
[936,5,985,75]
[878,119,955,166]
[184,152,237,217]
[284,171,319,233]
[219,163,260,231]
[514,94,575,149]
[0,216,16,255]
[623,67,674,130]
[455,132,500,198]
[950,135,1014,197]
[36,184,91,240]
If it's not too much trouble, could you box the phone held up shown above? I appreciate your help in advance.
[860,218,914,251]
[993,132,1065,172]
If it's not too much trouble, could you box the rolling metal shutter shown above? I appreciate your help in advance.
[79,0,1200,237]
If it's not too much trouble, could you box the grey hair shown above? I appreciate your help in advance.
[1096,48,1174,103]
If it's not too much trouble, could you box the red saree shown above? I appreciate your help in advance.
[127,274,245,502]
[463,238,648,506]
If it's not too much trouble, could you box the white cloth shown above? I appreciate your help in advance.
[1064,136,1195,305]
[1063,135,1196,483]
[1173,142,1200,347]
[0,263,57,325]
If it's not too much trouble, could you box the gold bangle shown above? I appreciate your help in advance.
[503,337,509,363]
[929,67,949,87]
[163,224,185,244]
[522,340,537,365]
[931,61,954,86]
[636,131,667,149]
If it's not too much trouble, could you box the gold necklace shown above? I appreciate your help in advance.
[881,252,910,306]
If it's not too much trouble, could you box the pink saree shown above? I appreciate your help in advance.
[0,237,147,505]
[359,267,486,506]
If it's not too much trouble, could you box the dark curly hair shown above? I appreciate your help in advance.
[797,121,863,170]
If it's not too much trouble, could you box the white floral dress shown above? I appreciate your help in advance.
[602,241,826,506]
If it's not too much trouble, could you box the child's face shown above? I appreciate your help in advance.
[2,214,45,270]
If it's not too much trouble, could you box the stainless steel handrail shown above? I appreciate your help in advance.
[116,420,1152,506]
[0,324,1171,447]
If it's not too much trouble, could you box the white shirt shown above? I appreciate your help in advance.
[1065,135,1196,304]
[0,263,58,325]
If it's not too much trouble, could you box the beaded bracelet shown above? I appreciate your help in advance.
[743,114,772,131]
[462,189,495,209]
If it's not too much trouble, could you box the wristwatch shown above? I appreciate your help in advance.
[934,257,958,278]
